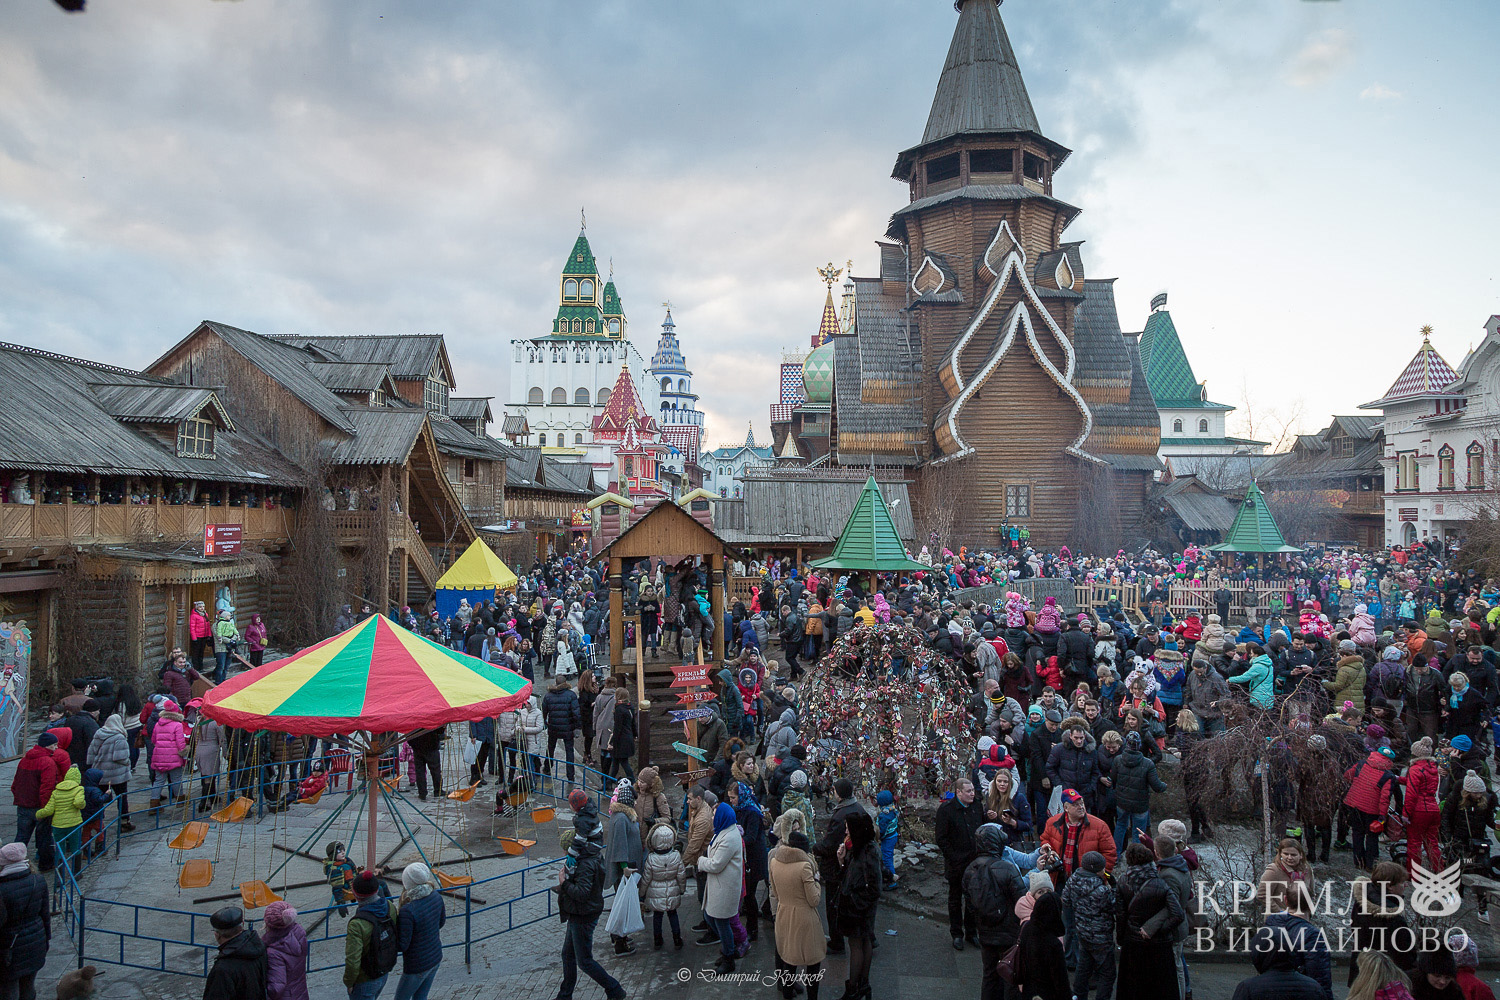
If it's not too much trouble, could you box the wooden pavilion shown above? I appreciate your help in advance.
[596,499,737,767]
[1206,481,1301,567]
[809,476,931,592]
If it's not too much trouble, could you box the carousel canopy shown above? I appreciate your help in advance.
[201,615,531,737]
[433,538,517,616]
[809,476,930,573]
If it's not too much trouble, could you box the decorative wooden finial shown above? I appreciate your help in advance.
[817,261,843,289]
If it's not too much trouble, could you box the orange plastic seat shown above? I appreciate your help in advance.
[380,777,400,793]
[505,791,528,808]
[211,798,253,824]
[168,822,208,851]
[530,807,555,823]
[238,881,282,909]
[296,790,323,805]
[178,859,214,889]
[446,783,478,803]
[497,837,534,856]
[435,871,473,888]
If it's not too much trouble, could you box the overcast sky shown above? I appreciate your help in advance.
[1,0,1495,451]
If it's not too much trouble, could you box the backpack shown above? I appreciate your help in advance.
[354,905,399,979]
[1377,663,1404,700]
[961,856,1019,927]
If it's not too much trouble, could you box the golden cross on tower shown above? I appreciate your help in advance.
[816,261,843,289]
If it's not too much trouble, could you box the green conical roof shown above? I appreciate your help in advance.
[562,232,598,277]
[1207,482,1301,553]
[809,477,930,573]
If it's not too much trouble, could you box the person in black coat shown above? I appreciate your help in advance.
[1059,621,1093,692]
[203,906,267,1000]
[1046,718,1101,812]
[835,813,881,1000]
[1231,925,1327,1000]
[1115,843,1183,1000]
[605,695,637,784]
[933,778,984,950]
[541,676,582,786]
[1014,891,1070,1000]
[962,824,1022,1000]
[553,834,623,999]
[1441,672,1488,744]
[0,843,49,997]
[812,779,863,957]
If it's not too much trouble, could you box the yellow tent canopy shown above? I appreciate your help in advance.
[434,539,517,616]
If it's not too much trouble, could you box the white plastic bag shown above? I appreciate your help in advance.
[461,737,480,767]
[605,872,644,937]
[1047,785,1063,816]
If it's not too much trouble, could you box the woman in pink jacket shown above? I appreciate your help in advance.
[188,602,212,672]
[149,701,188,810]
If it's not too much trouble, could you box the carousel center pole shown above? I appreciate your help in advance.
[365,747,380,871]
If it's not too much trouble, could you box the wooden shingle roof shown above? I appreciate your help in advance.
[266,334,451,386]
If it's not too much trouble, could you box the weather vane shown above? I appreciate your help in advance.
[661,300,673,311]
[580,207,586,231]
[817,261,843,289]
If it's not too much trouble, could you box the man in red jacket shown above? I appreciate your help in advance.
[1400,737,1443,878]
[1343,746,1397,870]
[11,731,65,871]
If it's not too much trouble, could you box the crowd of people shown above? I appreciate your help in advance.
[10,539,1500,999]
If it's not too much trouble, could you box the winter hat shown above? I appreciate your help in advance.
[210,906,244,931]
[1355,603,1368,615]
[567,789,589,811]
[988,691,1005,705]
[977,736,996,757]
[1028,871,1054,895]
[1125,731,1143,751]
[1081,851,1107,874]
[738,667,758,687]
[1308,734,1327,750]
[1451,932,1480,970]
[790,770,808,790]
[1028,706,1044,720]
[262,900,297,930]
[876,790,894,807]
[1411,737,1434,759]
[1339,639,1357,653]
[612,778,636,806]
[0,843,25,865]
[1464,770,1486,794]
[351,870,380,898]
[1377,747,1396,761]
[1044,710,1062,724]
[1382,646,1404,662]
[1366,724,1387,739]
[36,732,56,747]
[401,862,435,894]
[1452,735,1474,752]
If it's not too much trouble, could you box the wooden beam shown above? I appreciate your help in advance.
[711,552,725,665]
[609,557,624,671]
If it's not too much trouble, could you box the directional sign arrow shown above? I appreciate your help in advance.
[668,707,717,723]
[669,671,710,688]
[672,741,708,762]
[677,691,716,705]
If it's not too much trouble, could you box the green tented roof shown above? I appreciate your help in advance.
[809,476,931,573]
[1138,309,1226,410]
[562,233,599,277]
[601,280,624,318]
[553,303,606,334]
[1206,481,1302,553]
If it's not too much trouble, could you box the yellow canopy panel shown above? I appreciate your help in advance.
[435,539,518,591]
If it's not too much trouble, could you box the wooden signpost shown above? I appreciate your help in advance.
[675,766,713,783]
[668,707,716,724]
[672,741,708,762]
[673,641,713,786]
[676,690,715,705]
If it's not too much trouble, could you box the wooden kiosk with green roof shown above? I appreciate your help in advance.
[1206,481,1301,566]
[809,476,930,591]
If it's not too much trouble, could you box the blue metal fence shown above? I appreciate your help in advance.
[54,750,619,979]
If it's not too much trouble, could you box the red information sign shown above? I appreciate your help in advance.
[677,691,716,705]
[204,523,243,557]
[669,669,710,688]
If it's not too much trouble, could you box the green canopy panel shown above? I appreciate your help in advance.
[1206,481,1302,554]
[808,476,931,573]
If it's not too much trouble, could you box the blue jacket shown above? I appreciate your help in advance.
[1263,911,1330,1000]
[1227,654,1276,709]
[396,890,445,975]
[468,717,495,743]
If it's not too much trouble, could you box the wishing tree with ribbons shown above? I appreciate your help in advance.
[799,623,976,802]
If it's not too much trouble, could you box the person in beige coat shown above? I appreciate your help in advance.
[683,787,716,932]
[769,809,825,1000]
[696,802,745,974]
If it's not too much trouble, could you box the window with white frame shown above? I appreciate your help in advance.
[177,415,216,457]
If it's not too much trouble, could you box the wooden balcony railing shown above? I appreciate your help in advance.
[326,511,442,587]
[0,502,292,547]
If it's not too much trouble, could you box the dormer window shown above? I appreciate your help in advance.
[564,279,579,300]
[178,415,216,458]
[585,319,596,334]
[424,375,449,414]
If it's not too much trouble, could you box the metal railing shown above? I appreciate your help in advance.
[53,747,619,979]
